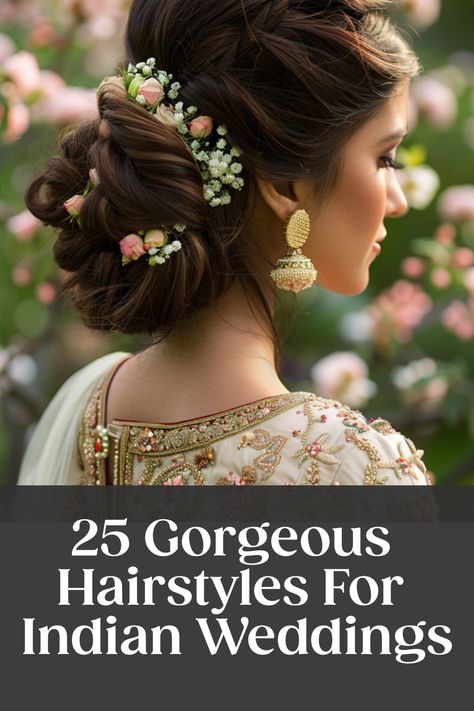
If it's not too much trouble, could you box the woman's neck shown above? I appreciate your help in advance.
[136,280,289,401]
[106,280,291,425]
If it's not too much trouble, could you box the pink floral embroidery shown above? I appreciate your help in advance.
[163,474,185,486]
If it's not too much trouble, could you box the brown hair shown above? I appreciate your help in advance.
[25,0,420,343]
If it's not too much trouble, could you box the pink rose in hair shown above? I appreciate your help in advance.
[144,229,166,250]
[138,78,163,107]
[120,234,146,260]
[188,115,213,138]
[63,194,85,217]
[89,168,99,185]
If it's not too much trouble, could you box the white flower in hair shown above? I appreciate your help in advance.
[122,58,244,211]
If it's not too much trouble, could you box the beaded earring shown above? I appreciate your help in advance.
[269,208,318,292]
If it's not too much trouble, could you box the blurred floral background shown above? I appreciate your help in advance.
[1,0,473,483]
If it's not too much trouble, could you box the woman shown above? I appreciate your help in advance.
[18,0,430,486]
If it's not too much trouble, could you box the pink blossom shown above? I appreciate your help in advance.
[392,358,448,409]
[37,70,66,100]
[119,234,146,260]
[7,209,41,240]
[188,115,213,138]
[424,378,450,402]
[463,268,474,294]
[401,256,425,278]
[12,265,32,287]
[438,186,474,223]
[137,78,163,107]
[3,102,29,142]
[0,32,15,63]
[398,0,441,29]
[63,194,85,217]
[430,268,452,289]
[27,18,59,49]
[36,282,57,305]
[434,223,457,245]
[32,87,97,125]
[455,321,474,341]
[412,77,457,129]
[452,248,474,269]
[3,51,42,100]
[366,280,433,348]
[442,300,474,341]
[310,351,377,408]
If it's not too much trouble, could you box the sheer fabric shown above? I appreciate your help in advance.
[17,352,128,485]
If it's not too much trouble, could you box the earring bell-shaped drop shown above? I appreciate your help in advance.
[270,208,318,292]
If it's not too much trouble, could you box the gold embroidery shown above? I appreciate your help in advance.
[126,392,312,458]
[367,417,397,435]
[78,382,103,485]
[77,372,428,488]
[293,402,344,485]
[216,466,257,486]
[238,428,288,480]
[140,456,205,486]
[344,428,426,485]
[138,446,216,487]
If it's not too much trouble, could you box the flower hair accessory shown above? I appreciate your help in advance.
[121,58,244,208]
[63,169,186,267]
[119,227,184,267]
[63,58,244,268]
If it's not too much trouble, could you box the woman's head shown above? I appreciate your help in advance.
[25,0,421,338]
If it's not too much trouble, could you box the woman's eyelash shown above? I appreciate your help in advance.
[380,155,406,170]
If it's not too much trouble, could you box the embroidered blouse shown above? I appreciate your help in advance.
[77,355,430,487]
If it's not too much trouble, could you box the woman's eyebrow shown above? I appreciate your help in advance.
[376,129,409,145]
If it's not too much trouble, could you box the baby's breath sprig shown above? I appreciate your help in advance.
[122,58,244,209]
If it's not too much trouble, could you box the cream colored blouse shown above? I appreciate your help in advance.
[77,354,430,487]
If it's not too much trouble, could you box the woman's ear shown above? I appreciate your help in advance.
[255,177,299,222]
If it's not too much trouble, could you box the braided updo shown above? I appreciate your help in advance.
[25,0,420,338]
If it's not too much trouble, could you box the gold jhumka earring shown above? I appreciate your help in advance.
[270,208,318,292]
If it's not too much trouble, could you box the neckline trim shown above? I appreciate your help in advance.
[111,391,314,428]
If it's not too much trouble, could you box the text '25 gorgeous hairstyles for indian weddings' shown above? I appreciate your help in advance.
[25,0,420,342]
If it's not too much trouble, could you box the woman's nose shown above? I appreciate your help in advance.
[386,171,409,218]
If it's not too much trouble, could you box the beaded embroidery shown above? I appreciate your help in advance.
[238,428,288,480]
[78,376,313,485]
[293,401,345,485]
[344,428,427,485]
[77,367,430,487]
[126,393,311,458]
